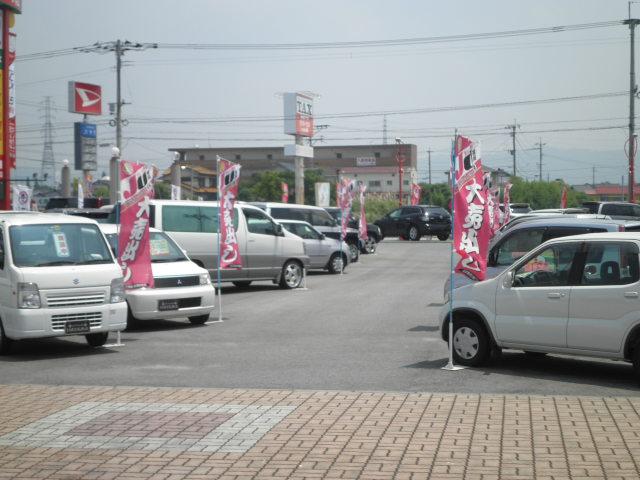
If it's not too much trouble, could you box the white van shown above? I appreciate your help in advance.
[148,200,310,289]
[0,213,127,353]
[99,224,216,325]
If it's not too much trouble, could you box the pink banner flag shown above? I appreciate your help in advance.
[218,158,242,269]
[453,136,490,281]
[410,183,421,206]
[337,177,356,239]
[502,183,512,226]
[560,185,568,209]
[358,183,368,241]
[118,160,156,289]
[281,182,289,203]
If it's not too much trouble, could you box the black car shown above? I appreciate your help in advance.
[375,205,451,241]
[324,207,382,254]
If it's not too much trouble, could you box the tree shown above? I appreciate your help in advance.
[154,181,171,200]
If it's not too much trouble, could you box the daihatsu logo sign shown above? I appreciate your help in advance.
[68,81,102,116]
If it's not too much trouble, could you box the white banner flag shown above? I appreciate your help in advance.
[77,183,84,209]
[12,185,32,211]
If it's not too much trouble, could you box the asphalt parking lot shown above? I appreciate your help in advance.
[1,239,639,396]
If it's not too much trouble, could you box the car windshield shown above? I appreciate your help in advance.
[10,223,113,267]
[106,231,188,263]
[423,207,448,215]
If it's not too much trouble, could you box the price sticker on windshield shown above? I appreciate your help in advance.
[52,232,70,257]
[150,238,170,257]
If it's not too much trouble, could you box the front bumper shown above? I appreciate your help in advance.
[126,284,216,320]
[421,223,451,235]
[3,302,127,340]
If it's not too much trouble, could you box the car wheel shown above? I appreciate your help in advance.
[328,252,346,274]
[125,306,140,331]
[408,225,421,241]
[232,281,252,288]
[348,243,360,262]
[437,233,450,241]
[85,332,109,347]
[0,320,13,355]
[189,314,210,325]
[451,319,489,367]
[361,237,377,254]
[279,260,303,289]
[632,341,640,385]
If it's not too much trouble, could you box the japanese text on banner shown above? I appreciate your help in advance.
[218,158,242,269]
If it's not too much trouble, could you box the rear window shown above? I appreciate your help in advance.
[270,208,306,221]
[422,207,448,215]
[601,204,635,217]
[161,205,238,233]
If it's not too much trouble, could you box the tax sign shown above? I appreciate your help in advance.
[68,81,102,116]
[283,92,314,137]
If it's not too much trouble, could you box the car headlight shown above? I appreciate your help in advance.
[18,282,41,309]
[199,273,211,285]
[110,277,126,303]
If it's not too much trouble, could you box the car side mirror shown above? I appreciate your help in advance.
[275,224,284,236]
[503,270,514,288]
[319,233,325,240]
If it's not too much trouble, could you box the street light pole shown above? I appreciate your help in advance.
[625,17,640,203]
[396,138,403,207]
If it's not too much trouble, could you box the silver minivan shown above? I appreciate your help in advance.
[149,200,310,289]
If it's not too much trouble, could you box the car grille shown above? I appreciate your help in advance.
[51,312,102,331]
[154,276,200,288]
[46,292,106,307]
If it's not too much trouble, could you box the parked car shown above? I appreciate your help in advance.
[250,202,360,262]
[324,207,382,254]
[148,200,309,289]
[506,203,532,218]
[374,205,451,241]
[46,207,113,223]
[439,232,640,383]
[99,224,216,325]
[497,213,609,236]
[582,201,640,220]
[0,213,127,353]
[45,197,104,210]
[278,220,351,273]
[445,217,640,298]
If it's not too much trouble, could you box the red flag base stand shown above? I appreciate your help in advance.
[104,330,125,348]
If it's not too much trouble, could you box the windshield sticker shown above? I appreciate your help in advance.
[52,232,70,257]
[150,238,170,257]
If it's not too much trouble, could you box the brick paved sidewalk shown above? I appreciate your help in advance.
[0,385,639,479]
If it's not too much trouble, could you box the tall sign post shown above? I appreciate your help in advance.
[69,81,101,203]
[0,0,21,210]
[283,92,315,204]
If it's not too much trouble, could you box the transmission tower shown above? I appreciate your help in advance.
[40,96,56,186]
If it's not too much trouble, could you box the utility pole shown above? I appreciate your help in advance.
[625,15,640,202]
[382,115,388,145]
[506,120,519,177]
[534,137,545,181]
[592,166,596,186]
[427,148,432,184]
[396,138,404,207]
[40,96,55,186]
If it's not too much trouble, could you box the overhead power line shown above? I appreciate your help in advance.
[16,20,623,61]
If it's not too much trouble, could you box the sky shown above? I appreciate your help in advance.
[12,0,640,186]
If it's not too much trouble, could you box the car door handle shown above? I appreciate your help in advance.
[624,292,639,298]
[547,292,565,299]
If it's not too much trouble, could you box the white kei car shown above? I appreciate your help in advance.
[99,224,215,325]
[440,232,640,382]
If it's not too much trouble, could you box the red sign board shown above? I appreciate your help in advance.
[0,1,21,13]
[68,81,102,116]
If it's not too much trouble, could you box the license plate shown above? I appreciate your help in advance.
[65,320,90,334]
[158,299,179,311]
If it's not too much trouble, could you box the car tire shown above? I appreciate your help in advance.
[85,332,109,347]
[125,307,140,331]
[279,260,303,289]
[361,237,377,254]
[328,252,346,274]
[451,318,489,367]
[189,314,210,325]
[632,341,640,385]
[232,281,252,288]
[407,225,421,241]
[348,243,360,262]
[0,320,13,355]
[437,233,450,241]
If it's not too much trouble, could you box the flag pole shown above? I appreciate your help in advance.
[215,155,223,323]
[443,130,464,371]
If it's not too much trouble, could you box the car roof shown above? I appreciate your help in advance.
[98,223,161,234]
[277,219,311,225]
[149,199,264,212]
[249,201,325,211]
[0,212,100,226]
[544,232,640,242]
[507,216,632,231]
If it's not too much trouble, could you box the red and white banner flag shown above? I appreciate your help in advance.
[281,182,289,203]
[337,177,356,239]
[218,157,242,269]
[560,185,568,209]
[502,183,512,226]
[358,183,368,241]
[453,136,490,281]
[410,182,421,206]
[118,160,156,289]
